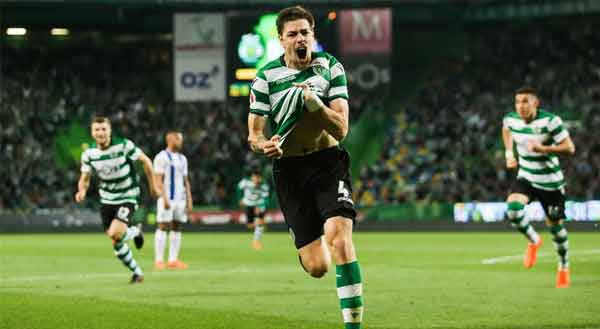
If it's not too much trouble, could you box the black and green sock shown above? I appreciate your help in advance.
[507,201,540,243]
[113,238,143,276]
[550,224,569,268]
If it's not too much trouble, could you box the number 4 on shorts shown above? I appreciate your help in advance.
[337,181,354,205]
[117,207,130,222]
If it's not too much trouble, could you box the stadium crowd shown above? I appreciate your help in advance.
[3,19,600,210]
[355,20,600,206]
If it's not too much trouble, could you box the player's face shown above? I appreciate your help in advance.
[280,19,314,68]
[168,133,183,151]
[251,174,262,186]
[515,93,539,121]
[91,122,111,147]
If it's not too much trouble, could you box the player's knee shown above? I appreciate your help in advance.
[302,257,328,278]
[506,201,525,220]
[546,205,564,223]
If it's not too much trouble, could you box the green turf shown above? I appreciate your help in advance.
[1,232,599,329]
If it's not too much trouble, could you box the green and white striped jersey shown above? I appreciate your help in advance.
[81,137,142,205]
[503,109,570,191]
[249,52,348,145]
[237,178,269,209]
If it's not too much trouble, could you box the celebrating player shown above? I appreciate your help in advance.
[237,168,270,250]
[502,86,575,288]
[153,131,193,270]
[247,6,363,328]
[75,116,159,284]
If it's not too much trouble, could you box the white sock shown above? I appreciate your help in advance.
[253,225,264,241]
[168,231,182,262]
[122,226,140,241]
[526,226,540,244]
[155,229,167,262]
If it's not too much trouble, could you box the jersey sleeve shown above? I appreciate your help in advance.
[80,150,92,173]
[153,153,166,175]
[249,70,271,116]
[328,55,349,102]
[549,115,569,143]
[125,139,142,161]
[502,114,511,129]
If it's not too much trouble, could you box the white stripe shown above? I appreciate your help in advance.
[252,77,269,94]
[342,307,363,323]
[337,283,362,299]
[250,101,270,112]
[556,228,568,238]
[553,130,569,143]
[274,88,301,124]
[99,187,140,200]
[547,116,563,131]
[115,244,128,256]
[263,66,297,82]
[329,86,347,97]
[330,63,344,79]
[517,170,564,183]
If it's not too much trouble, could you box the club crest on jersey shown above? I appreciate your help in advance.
[312,65,329,79]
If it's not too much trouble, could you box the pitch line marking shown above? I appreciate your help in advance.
[481,249,600,264]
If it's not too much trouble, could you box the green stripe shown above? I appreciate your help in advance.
[530,180,565,189]
[336,261,362,287]
[550,126,564,136]
[340,296,363,309]
[509,127,548,134]
[330,75,347,88]
[249,108,269,116]
[126,148,136,158]
[101,171,132,184]
[519,165,561,175]
[329,94,349,102]
[252,89,270,103]
[89,152,124,162]
[519,155,552,162]
[344,323,361,329]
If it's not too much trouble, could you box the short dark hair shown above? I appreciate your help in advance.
[91,116,111,126]
[515,86,538,96]
[276,6,315,36]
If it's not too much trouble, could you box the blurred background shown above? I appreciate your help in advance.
[2,0,600,232]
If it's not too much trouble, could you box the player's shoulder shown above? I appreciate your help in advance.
[313,51,341,67]
[154,149,167,160]
[256,57,285,79]
[537,108,559,120]
[503,111,520,120]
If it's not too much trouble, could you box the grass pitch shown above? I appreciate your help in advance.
[1,232,599,329]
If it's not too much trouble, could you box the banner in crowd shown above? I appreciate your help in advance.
[454,201,600,223]
[174,13,226,101]
[188,210,285,225]
[338,8,391,96]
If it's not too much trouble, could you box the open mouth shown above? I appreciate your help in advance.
[296,47,307,60]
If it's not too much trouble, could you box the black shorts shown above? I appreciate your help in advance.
[273,146,356,249]
[510,178,566,221]
[245,206,266,224]
[100,203,136,231]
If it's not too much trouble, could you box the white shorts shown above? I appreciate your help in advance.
[156,198,188,223]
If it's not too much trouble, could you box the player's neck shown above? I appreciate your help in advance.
[524,109,537,123]
[98,137,111,150]
[284,54,311,70]
[166,146,178,153]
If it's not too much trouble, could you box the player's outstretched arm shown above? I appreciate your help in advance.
[502,126,517,169]
[293,82,348,141]
[248,113,283,158]
[138,152,160,198]
[75,172,91,203]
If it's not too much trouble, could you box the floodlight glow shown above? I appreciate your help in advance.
[6,28,26,36]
